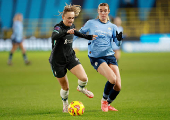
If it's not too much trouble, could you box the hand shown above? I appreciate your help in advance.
[116,31,123,41]
[92,35,98,40]
[67,28,76,34]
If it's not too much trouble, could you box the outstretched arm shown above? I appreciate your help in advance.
[74,30,97,40]
[67,28,97,40]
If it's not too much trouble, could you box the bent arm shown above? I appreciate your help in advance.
[74,30,93,40]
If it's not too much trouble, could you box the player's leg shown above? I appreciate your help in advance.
[8,43,18,65]
[70,64,94,98]
[97,62,117,84]
[97,62,117,112]
[56,75,69,113]
[106,64,121,111]
[51,63,69,113]
[19,42,30,65]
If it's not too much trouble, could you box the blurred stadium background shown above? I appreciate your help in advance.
[0,0,170,52]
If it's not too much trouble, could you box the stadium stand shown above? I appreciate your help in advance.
[0,0,169,40]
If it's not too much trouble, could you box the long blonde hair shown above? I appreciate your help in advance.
[96,3,110,21]
[59,3,81,17]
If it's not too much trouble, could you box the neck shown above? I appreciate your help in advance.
[99,19,107,23]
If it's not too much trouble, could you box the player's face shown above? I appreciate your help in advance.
[62,12,75,27]
[18,14,23,22]
[98,6,110,22]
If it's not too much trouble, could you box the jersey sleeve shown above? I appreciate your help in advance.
[112,25,122,47]
[79,20,91,34]
[73,20,91,41]
[52,26,67,40]
[74,30,93,40]
[51,25,68,49]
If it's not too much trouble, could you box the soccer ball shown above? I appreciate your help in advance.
[68,101,85,116]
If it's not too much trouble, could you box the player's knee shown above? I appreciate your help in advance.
[109,75,116,84]
[114,82,121,91]
[79,76,88,82]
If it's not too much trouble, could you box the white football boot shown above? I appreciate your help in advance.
[77,85,94,98]
[62,100,69,113]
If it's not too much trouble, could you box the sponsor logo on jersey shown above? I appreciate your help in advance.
[64,39,73,44]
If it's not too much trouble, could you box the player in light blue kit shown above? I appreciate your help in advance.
[8,14,30,65]
[75,3,123,112]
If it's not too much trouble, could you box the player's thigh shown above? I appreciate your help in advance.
[11,44,19,52]
[56,74,69,90]
[70,64,88,82]
[109,64,121,90]
[97,62,116,84]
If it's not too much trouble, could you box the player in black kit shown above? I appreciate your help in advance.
[49,4,97,113]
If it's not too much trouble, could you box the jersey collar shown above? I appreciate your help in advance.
[98,19,109,24]
[60,21,71,29]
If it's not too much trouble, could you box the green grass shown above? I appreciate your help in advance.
[0,51,170,120]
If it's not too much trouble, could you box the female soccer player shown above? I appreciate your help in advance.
[49,4,97,113]
[8,13,30,65]
[76,3,123,112]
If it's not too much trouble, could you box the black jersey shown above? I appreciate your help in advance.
[49,21,93,65]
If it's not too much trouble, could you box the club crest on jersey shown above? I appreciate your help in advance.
[108,27,111,30]
[54,26,60,30]
[95,62,98,66]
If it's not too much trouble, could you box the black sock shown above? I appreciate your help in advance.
[107,89,120,104]
[9,52,13,60]
[103,81,115,99]
[23,53,28,61]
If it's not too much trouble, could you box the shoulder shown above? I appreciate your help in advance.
[54,23,61,30]
[109,22,118,31]
[89,19,98,23]
[85,19,97,25]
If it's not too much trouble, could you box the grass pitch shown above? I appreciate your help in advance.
[0,51,170,120]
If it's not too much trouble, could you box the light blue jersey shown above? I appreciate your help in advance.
[11,21,23,42]
[77,19,122,58]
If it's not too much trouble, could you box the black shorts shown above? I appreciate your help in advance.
[50,56,81,78]
[12,38,23,44]
[89,55,118,70]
